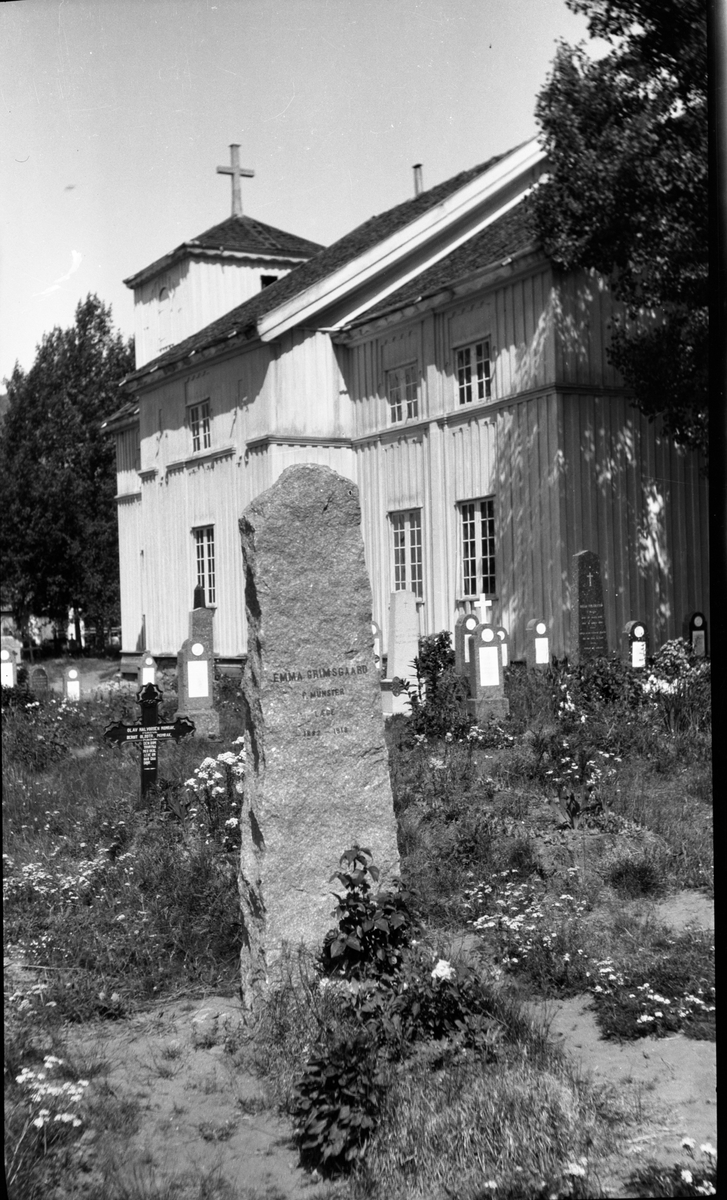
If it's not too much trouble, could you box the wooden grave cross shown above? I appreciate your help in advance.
[216,143,255,217]
[104,683,195,802]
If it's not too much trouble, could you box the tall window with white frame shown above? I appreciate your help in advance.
[390,510,423,597]
[460,498,496,598]
[189,401,211,453]
[456,339,492,405]
[386,364,419,424]
[194,526,216,606]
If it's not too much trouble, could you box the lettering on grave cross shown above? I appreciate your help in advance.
[216,143,255,217]
[104,683,195,803]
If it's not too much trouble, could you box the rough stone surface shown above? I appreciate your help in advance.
[382,590,419,716]
[570,550,608,662]
[239,464,399,1007]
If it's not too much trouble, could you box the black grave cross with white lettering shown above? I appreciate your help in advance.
[104,683,195,802]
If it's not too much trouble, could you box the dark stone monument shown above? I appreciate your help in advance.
[454,611,479,679]
[238,464,399,1007]
[684,611,707,657]
[570,551,608,663]
[525,618,550,670]
[175,591,220,738]
[623,620,648,670]
[466,623,509,722]
[29,666,50,698]
[104,684,195,803]
[138,653,158,687]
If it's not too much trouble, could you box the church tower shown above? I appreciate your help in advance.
[123,144,323,368]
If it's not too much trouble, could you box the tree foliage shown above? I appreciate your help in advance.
[0,295,134,645]
[531,0,708,461]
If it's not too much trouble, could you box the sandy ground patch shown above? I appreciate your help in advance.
[62,994,336,1200]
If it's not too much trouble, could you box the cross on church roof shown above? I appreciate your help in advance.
[216,144,255,217]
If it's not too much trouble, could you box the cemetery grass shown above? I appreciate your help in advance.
[3,652,715,1199]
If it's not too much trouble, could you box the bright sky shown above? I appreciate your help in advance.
[0,0,598,384]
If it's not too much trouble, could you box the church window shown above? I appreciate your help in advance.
[189,401,211,453]
[260,274,278,289]
[194,526,216,606]
[460,498,496,596]
[456,340,492,404]
[390,509,423,597]
[386,364,418,423]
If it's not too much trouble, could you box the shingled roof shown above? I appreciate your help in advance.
[123,214,323,289]
[355,200,537,324]
[122,143,540,389]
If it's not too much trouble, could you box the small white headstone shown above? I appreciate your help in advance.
[478,628,500,687]
[1,648,15,688]
[65,668,81,702]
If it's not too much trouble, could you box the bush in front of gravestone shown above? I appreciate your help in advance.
[293,1026,387,1175]
[408,631,471,739]
[318,846,416,982]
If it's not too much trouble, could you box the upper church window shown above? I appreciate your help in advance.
[456,340,492,404]
[386,364,418,424]
[189,401,211,453]
[260,275,278,289]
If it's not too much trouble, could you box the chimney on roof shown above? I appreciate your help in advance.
[413,164,423,197]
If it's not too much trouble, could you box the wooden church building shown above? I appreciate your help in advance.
[106,139,709,671]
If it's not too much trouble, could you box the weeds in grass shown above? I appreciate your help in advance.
[626,1139,717,1196]
[2,643,713,1198]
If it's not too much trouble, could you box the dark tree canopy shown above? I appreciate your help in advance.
[531,0,708,461]
[0,295,134,645]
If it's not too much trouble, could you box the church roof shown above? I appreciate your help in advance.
[353,200,536,324]
[123,215,323,288]
[121,142,540,390]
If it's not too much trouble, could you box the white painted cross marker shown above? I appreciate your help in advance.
[474,594,493,625]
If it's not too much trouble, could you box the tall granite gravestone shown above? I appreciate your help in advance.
[239,464,399,1007]
[175,594,220,738]
[381,590,419,716]
[570,551,608,663]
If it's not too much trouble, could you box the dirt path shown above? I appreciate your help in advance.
[63,994,335,1200]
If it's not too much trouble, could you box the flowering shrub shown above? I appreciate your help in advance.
[627,1139,716,1196]
[1,691,91,771]
[182,738,246,851]
[588,951,716,1041]
[465,869,592,993]
[6,1056,89,1192]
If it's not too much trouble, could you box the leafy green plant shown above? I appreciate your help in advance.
[318,846,415,981]
[406,631,472,739]
[292,1029,386,1175]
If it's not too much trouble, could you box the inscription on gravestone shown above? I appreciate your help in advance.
[570,551,608,663]
[239,464,399,1007]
